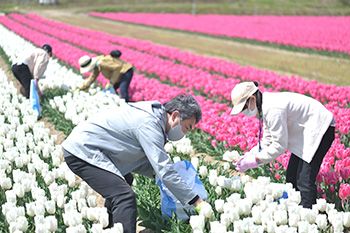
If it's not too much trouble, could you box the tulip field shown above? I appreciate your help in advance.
[0,12,350,233]
[89,12,350,56]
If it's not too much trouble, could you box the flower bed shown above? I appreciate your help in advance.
[0,13,349,232]
[89,12,350,56]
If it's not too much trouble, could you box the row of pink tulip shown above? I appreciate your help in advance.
[7,14,350,145]
[0,14,263,151]
[22,13,350,106]
[3,14,350,153]
[89,12,350,55]
[1,15,349,202]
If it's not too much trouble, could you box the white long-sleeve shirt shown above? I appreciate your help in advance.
[254,92,333,164]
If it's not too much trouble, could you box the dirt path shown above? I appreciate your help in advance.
[22,8,350,87]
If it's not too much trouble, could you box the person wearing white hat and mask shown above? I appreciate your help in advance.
[62,93,205,232]
[76,50,134,102]
[230,81,335,209]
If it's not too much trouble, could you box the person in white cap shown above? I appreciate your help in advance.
[230,81,335,208]
[76,50,134,102]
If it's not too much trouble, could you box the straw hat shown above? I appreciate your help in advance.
[78,55,99,74]
[230,82,258,115]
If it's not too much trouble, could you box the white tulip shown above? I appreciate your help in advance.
[45,200,56,215]
[251,206,262,225]
[332,219,343,232]
[266,220,277,232]
[297,221,309,233]
[199,202,214,219]
[223,201,234,214]
[315,214,327,230]
[229,207,240,222]
[316,198,327,212]
[45,216,58,232]
[231,179,241,191]
[172,156,181,163]
[191,157,199,171]
[199,166,207,176]
[288,213,299,228]
[224,178,232,190]
[209,175,218,186]
[222,150,241,162]
[217,176,226,188]
[215,186,222,196]
[5,190,16,203]
[274,210,288,225]
[343,212,350,228]
[35,202,46,216]
[99,211,109,228]
[91,223,103,233]
[164,143,174,153]
[35,215,45,225]
[326,203,335,214]
[13,183,25,198]
[56,195,66,209]
[111,222,123,233]
[1,177,12,189]
[233,220,244,233]
[87,195,97,207]
[16,216,28,232]
[26,202,36,217]
[220,213,231,228]
[87,208,99,222]
[223,162,230,170]
[190,215,205,230]
[215,199,225,213]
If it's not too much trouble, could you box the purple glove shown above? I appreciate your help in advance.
[234,152,258,173]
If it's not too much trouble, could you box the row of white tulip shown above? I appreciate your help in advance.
[188,164,350,233]
[2,20,350,233]
[0,68,125,232]
[0,23,189,232]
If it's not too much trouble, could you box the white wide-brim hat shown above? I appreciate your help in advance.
[78,55,99,74]
[230,82,258,115]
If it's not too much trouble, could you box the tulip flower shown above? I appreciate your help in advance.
[45,216,58,232]
[190,215,205,230]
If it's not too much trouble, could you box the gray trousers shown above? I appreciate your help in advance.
[286,126,335,209]
[64,149,137,233]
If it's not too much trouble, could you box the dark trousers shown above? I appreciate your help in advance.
[286,126,335,208]
[11,63,33,99]
[64,150,137,233]
[114,68,133,102]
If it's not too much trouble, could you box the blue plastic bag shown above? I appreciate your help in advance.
[156,160,208,221]
[29,79,41,117]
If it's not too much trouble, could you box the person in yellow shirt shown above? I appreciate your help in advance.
[11,44,52,99]
[77,50,134,102]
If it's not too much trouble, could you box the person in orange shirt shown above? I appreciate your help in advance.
[76,50,134,102]
[11,44,52,98]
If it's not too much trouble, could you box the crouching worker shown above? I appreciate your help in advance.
[11,44,52,98]
[76,50,134,102]
[230,81,335,209]
[62,94,205,233]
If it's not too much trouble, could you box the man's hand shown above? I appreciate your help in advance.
[233,152,259,173]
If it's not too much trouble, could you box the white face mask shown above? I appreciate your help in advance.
[243,98,258,117]
[167,117,185,141]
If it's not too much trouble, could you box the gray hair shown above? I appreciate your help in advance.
[163,93,202,124]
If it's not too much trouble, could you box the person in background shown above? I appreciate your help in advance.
[11,44,52,99]
[76,50,134,102]
[230,81,335,209]
[62,93,205,232]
